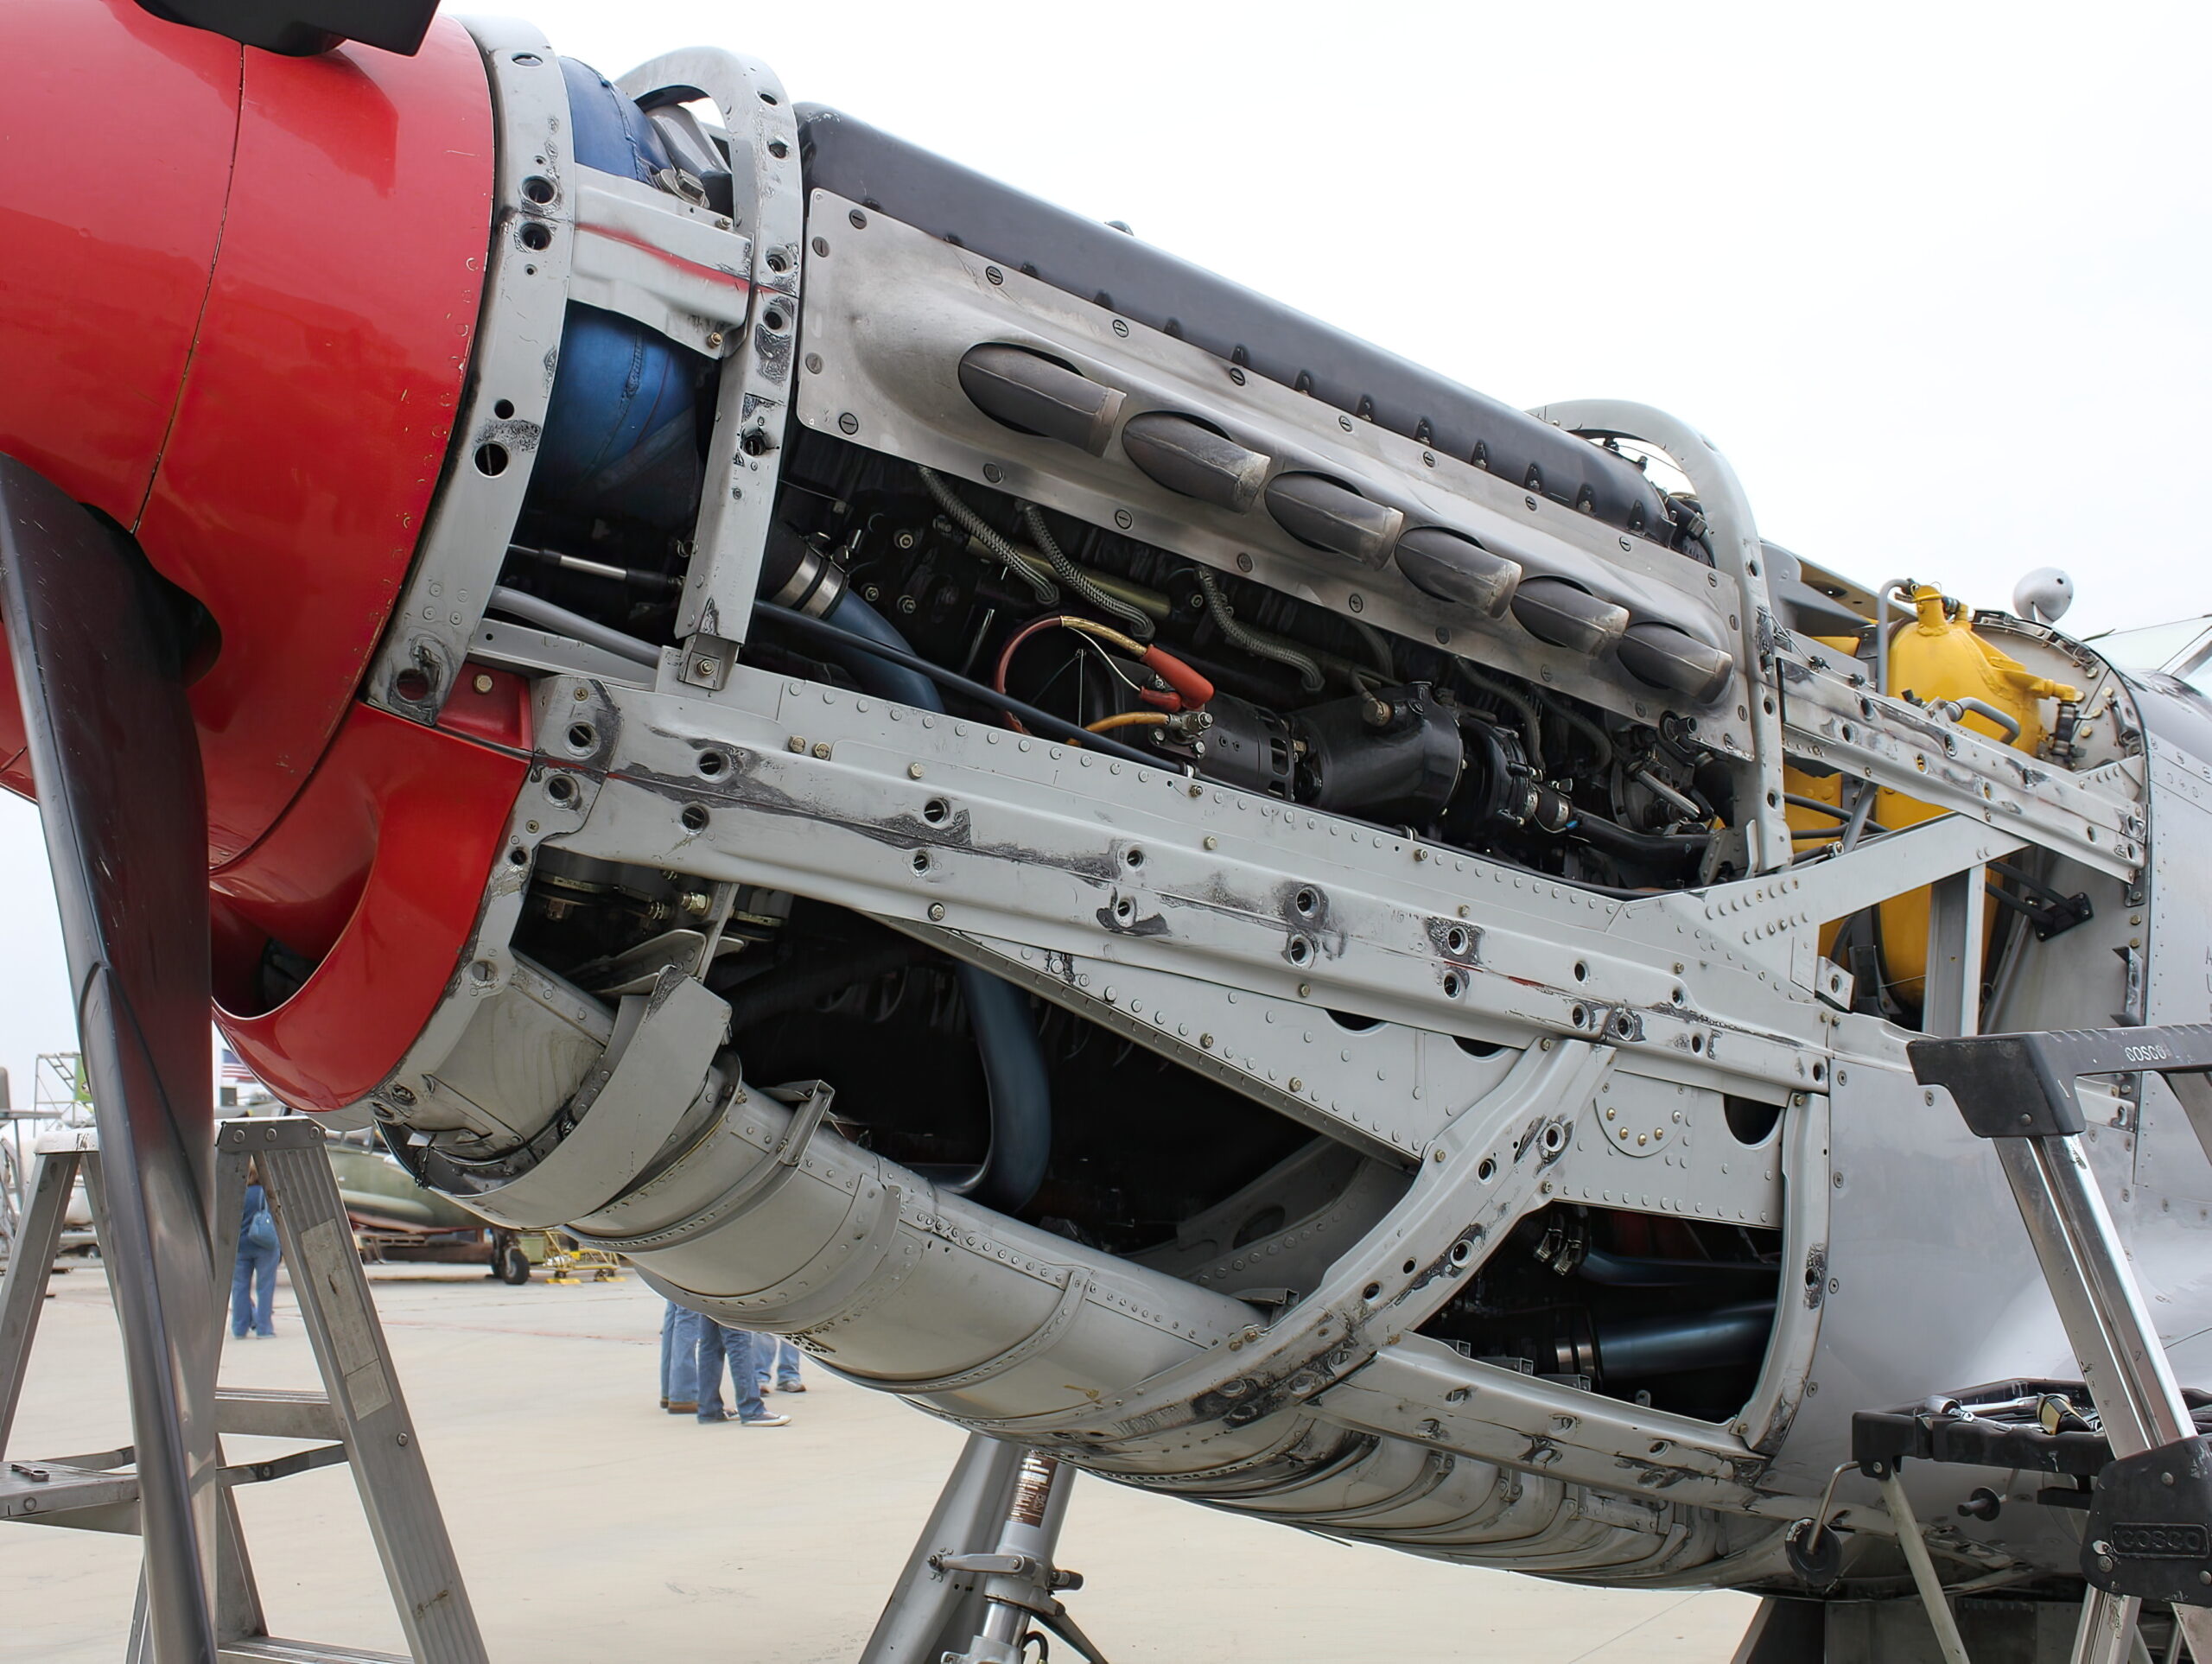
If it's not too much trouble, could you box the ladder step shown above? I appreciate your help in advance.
[215,1386,341,1441]
[219,1640,411,1664]
[1,1458,140,1524]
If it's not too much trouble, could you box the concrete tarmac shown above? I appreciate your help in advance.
[4,1262,1756,1661]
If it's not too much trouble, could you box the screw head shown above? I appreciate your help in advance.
[928,903,946,921]
[907,762,925,779]
[472,672,494,695]
[837,412,860,435]
[985,265,1003,285]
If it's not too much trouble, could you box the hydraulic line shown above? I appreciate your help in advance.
[919,467,1059,606]
[1020,502,1154,639]
[757,603,1162,768]
[1565,810,1709,868]
[968,537,1169,624]
[1840,780,1879,848]
[487,584,662,669]
[1087,711,1169,734]
[1631,767,1705,825]
[1193,566,1325,693]
[1543,693,1614,771]
[1347,618,1397,681]
[992,614,1213,736]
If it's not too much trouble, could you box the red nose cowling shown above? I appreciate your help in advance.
[0,0,531,1108]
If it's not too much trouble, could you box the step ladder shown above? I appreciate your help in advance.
[0,1116,487,1663]
[1821,1024,2212,1664]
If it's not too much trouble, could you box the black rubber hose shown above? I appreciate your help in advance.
[778,590,1053,1214]
[1593,1302,1774,1377]
[1575,1248,1780,1290]
[1563,810,1710,867]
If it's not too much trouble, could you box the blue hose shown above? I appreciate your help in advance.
[814,591,1053,1214]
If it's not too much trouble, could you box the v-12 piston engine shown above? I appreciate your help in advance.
[4,3,2207,1615]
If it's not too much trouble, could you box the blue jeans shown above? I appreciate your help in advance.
[231,1240,278,1337]
[697,1322,765,1421]
[662,1302,707,1406]
[756,1333,803,1390]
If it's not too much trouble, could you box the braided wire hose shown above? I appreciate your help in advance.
[1020,503,1153,639]
[1192,567,1325,693]
[918,467,1059,606]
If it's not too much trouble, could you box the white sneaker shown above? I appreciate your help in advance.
[738,1412,791,1427]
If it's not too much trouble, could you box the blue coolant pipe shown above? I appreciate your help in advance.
[814,590,1054,1215]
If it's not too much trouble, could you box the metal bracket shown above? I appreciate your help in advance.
[616,48,804,685]
[569,163,753,354]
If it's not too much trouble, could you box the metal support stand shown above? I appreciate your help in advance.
[860,1434,1108,1664]
[1907,1024,2212,1664]
[0,1118,487,1663]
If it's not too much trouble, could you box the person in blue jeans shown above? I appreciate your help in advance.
[231,1168,280,1339]
[755,1333,804,1394]
[696,1319,789,1426]
[659,1300,706,1413]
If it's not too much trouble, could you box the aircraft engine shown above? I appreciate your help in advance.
[1,0,2186,1615]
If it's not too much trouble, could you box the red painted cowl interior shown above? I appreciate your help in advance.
[0,2,527,1110]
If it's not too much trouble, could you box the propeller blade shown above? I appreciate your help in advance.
[0,455,219,1661]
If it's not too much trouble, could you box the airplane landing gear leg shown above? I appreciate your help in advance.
[861,1438,1108,1664]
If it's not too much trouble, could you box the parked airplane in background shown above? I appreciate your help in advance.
[3,3,2209,1659]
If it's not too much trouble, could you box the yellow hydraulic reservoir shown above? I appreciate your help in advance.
[1876,585,2078,997]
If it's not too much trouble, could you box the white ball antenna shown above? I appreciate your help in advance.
[2014,567,2074,626]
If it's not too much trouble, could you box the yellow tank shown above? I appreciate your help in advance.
[1875,585,2078,998]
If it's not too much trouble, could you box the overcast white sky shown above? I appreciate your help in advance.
[4,0,2209,1106]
